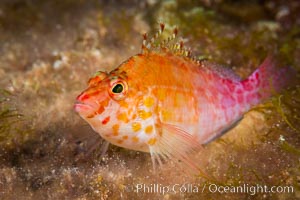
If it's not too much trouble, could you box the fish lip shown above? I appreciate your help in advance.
[74,101,94,112]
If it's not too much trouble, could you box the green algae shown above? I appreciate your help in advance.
[280,140,300,156]
[0,89,34,149]
[279,25,300,65]
[275,95,299,132]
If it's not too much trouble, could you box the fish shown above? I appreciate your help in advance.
[74,23,294,173]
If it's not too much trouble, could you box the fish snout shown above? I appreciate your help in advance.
[74,91,99,115]
[74,86,110,119]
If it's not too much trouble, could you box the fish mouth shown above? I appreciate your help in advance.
[74,101,95,113]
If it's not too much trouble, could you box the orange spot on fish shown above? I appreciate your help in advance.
[97,106,104,115]
[132,136,139,143]
[122,135,128,140]
[117,139,123,144]
[127,108,133,115]
[102,99,109,107]
[132,122,141,132]
[131,114,137,120]
[112,124,119,136]
[161,110,172,121]
[87,113,95,118]
[144,97,154,107]
[147,138,157,145]
[117,112,129,123]
[138,110,152,120]
[119,100,129,108]
[145,125,153,134]
[102,116,110,125]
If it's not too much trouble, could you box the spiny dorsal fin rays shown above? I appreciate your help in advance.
[141,23,207,64]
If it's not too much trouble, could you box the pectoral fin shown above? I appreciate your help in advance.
[149,123,211,179]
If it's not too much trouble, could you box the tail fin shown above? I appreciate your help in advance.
[241,56,296,106]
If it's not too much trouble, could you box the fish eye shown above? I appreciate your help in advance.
[109,80,128,100]
[112,83,124,93]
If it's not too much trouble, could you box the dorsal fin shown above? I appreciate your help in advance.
[201,60,242,81]
[141,23,207,64]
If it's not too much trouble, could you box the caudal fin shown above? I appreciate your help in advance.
[241,56,296,106]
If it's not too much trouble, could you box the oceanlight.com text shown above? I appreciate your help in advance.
[128,183,294,196]
[207,183,293,195]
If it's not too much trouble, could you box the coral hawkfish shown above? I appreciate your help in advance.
[74,24,293,172]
